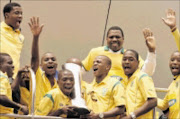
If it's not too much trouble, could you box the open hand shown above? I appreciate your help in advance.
[162,8,176,29]
[143,28,156,53]
[28,17,44,37]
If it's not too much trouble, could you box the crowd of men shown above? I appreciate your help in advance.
[0,2,179,119]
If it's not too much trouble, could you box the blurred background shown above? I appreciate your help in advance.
[1,0,179,93]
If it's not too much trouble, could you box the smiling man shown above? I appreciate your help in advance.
[35,69,76,117]
[121,50,157,119]
[28,17,59,112]
[158,51,180,119]
[82,26,156,86]
[82,55,126,119]
[0,2,24,78]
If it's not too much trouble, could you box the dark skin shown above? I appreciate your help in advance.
[82,55,125,118]
[83,106,125,119]
[5,6,23,30]
[106,30,124,52]
[11,65,29,92]
[0,95,28,115]
[29,17,57,87]
[0,55,28,115]
[93,55,111,83]
[47,70,76,117]
[121,51,157,119]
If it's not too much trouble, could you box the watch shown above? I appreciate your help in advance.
[99,113,104,119]
[130,112,136,119]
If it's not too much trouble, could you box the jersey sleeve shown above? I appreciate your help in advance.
[138,75,157,99]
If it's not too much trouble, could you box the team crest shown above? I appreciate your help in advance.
[169,99,176,107]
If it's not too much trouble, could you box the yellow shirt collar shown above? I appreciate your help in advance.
[1,21,21,33]
[58,88,71,101]
[128,68,140,82]
[0,71,8,78]
[174,75,180,81]
[92,75,109,86]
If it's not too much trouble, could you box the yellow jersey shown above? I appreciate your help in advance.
[172,28,180,51]
[0,71,13,119]
[82,46,144,86]
[125,69,157,119]
[158,75,180,119]
[29,67,58,112]
[0,21,24,78]
[35,88,71,117]
[83,76,126,114]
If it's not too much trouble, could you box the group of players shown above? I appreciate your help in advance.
[0,2,179,119]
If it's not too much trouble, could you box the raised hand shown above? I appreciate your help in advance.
[17,65,29,77]
[28,17,44,37]
[143,28,156,53]
[162,8,176,29]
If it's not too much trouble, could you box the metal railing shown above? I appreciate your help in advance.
[0,69,170,119]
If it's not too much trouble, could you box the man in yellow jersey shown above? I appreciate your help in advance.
[11,65,30,114]
[162,8,180,51]
[121,50,157,119]
[0,53,28,119]
[158,51,180,119]
[28,17,58,111]
[82,55,126,119]
[0,2,24,78]
[82,26,156,86]
[35,69,76,117]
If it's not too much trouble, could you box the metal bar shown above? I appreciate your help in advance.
[102,0,112,46]
[155,87,168,92]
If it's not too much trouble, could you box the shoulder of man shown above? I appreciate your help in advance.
[138,71,152,81]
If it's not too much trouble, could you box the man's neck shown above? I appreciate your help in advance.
[46,74,55,87]
[109,48,122,53]
[5,20,16,30]
[95,74,107,83]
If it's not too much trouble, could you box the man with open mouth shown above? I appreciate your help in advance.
[0,53,29,118]
[82,55,126,119]
[158,51,180,119]
[28,17,59,112]
[121,49,157,119]
[82,26,156,87]
[35,69,77,118]
[0,2,24,79]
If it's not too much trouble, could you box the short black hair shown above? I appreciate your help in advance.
[107,26,124,38]
[58,69,73,80]
[58,69,75,99]
[0,53,10,64]
[3,2,21,18]
[125,49,139,61]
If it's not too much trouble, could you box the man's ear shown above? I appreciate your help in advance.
[106,65,111,71]
[5,13,9,19]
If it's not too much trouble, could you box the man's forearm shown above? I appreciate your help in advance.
[103,105,125,118]
[0,95,21,110]
[133,98,157,118]
[31,36,39,73]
